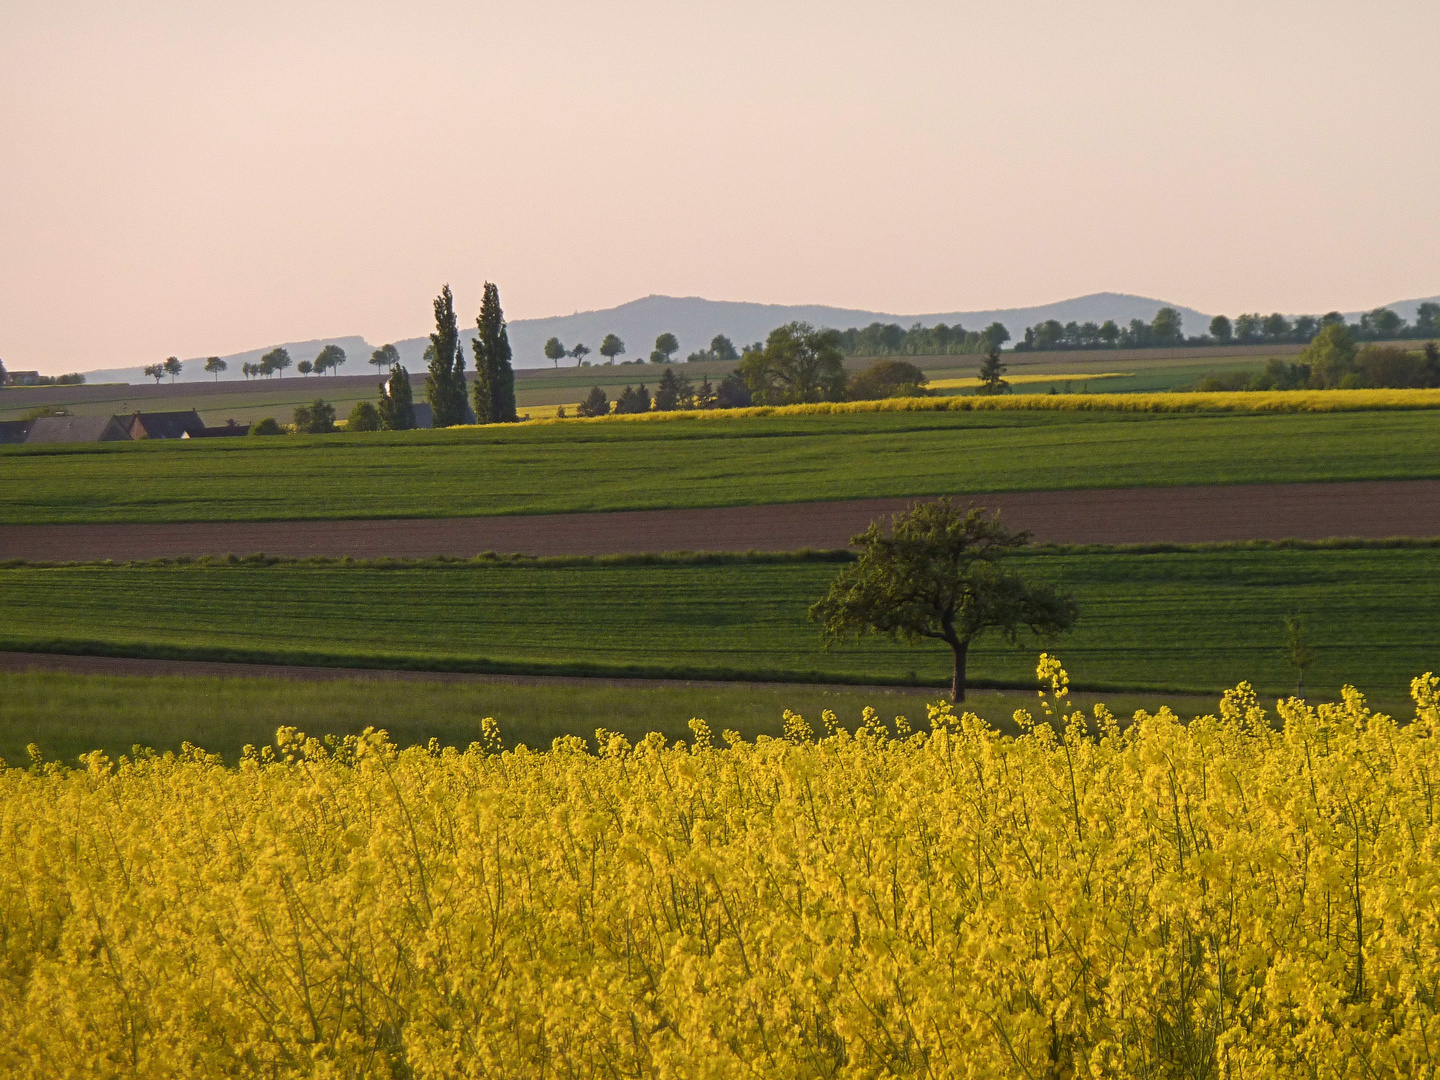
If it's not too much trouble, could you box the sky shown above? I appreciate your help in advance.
[2,1,1437,373]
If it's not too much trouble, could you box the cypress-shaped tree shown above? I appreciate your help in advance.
[472,281,517,423]
[378,364,415,430]
[425,285,466,426]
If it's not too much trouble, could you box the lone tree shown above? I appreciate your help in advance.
[144,364,165,384]
[570,343,591,366]
[425,285,467,427]
[976,350,1009,395]
[471,282,517,423]
[298,360,313,376]
[1282,613,1315,695]
[599,334,626,364]
[544,337,567,368]
[370,343,400,373]
[709,334,739,363]
[163,356,182,383]
[204,356,227,381]
[651,332,679,363]
[809,500,1077,701]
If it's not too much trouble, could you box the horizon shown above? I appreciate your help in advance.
[3,2,1437,374]
[13,285,1440,380]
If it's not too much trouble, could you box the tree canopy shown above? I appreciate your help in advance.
[425,285,468,427]
[204,356,226,381]
[849,359,928,401]
[651,333,679,364]
[314,344,347,376]
[809,500,1077,701]
[378,365,416,430]
[370,344,400,372]
[736,322,847,405]
[472,282,517,423]
[600,334,626,364]
[544,337,567,367]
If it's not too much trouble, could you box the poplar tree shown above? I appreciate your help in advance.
[471,281,517,423]
[425,285,466,426]
[379,364,416,430]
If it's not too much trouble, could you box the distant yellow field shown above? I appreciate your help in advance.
[508,386,1440,426]
[926,371,1129,390]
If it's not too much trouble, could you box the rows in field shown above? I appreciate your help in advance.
[2,546,1435,697]
[4,408,1440,525]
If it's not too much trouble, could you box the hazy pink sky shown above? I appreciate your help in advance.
[3,1,1437,372]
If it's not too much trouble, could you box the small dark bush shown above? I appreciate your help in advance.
[293,399,337,434]
[249,417,283,436]
[347,401,382,431]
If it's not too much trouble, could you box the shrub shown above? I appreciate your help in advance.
[613,384,652,414]
[293,399,336,434]
[576,386,609,417]
[715,371,753,409]
[249,417,282,436]
[1355,344,1439,388]
[848,358,930,401]
[346,401,382,431]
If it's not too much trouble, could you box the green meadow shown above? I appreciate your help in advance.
[2,545,1434,700]
[4,407,1440,524]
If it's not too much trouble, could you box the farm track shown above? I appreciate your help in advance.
[0,651,934,694]
[2,480,1439,561]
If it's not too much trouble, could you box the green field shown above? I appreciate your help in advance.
[0,669,1232,766]
[2,546,1434,700]
[4,407,1439,524]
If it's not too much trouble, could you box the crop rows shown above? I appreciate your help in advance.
[2,545,1435,697]
[4,407,1440,524]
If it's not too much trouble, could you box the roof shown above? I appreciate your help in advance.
[197,420,251,437]
[24,415,131,444]
[0,419,33,445]
[125,410,206,439]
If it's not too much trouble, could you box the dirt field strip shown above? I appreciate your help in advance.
[3,480,1439,562]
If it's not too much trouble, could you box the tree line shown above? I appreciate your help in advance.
[566,322,1013,416]
[833,321,1011,358]
[542,331,748,368]
[1013,302,1440,352]
[1195,328,1440,392]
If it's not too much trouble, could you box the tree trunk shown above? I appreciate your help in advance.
[951,639,969,702]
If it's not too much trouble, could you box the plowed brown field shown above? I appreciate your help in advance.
[3,480,1437,562]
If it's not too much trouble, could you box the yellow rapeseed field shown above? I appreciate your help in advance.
[3,658,1439,1078]
[513,386,1440,426]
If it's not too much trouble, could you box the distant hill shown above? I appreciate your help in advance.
[70,291,1439,383]
[391,291,1216,371]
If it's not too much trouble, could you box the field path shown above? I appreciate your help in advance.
[3,480,1439,561]
[0,650,935,693]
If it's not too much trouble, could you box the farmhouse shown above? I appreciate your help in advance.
[124,410,207,439]
[0,409,250,446]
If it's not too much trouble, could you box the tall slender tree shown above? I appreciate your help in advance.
[425,285,466,427]
[379,364,416,430]
[472,282,518,423]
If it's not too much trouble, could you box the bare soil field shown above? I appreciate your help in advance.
[2,480,1438,561]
